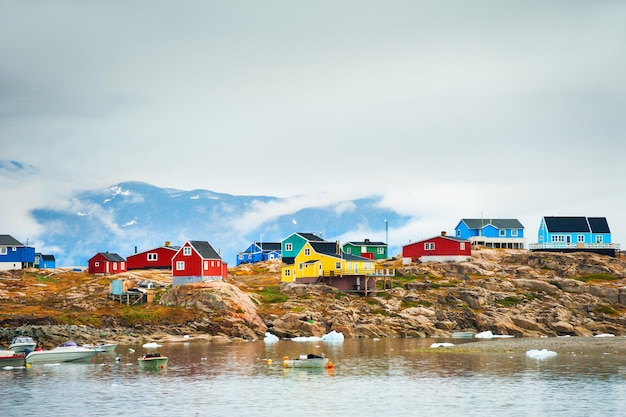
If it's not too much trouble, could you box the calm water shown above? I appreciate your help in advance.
[2,338,626,417]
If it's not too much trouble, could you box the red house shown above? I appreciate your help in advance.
[127,244,179,270]
[171,240,228,286]
[88,252,127,275]
[402,233,471,264]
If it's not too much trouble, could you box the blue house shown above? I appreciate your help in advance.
[529,216,620,257]
[454,218,525,249]
[236,241,282,266]
[35,253,56,269]
[0,234,35,270]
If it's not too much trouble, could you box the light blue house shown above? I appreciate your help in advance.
[529,216,619,257]
[236,242,281,266]
[0,234,35,270]
[454,218,525,249]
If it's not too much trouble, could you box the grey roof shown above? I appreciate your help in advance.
[461,219,524,229]
[188,240,222,260]
[0,234,24,246]
[100,252,126,262]
[543,216,610,233]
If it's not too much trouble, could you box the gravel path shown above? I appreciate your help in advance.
[447,336,626,353]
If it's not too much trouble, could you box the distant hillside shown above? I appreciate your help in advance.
[31,181,409,266]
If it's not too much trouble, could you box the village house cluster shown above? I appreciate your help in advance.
[1,216,620,295]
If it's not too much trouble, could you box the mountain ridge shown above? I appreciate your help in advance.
[31,181,408,266]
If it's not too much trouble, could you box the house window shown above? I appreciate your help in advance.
[95,262,99,267]
[204,261,209,270]
[0,247,6,255]
[304,248,310,256]
[183,247,192,256]
[460,242,465,250]
[299,263,303,270]
[284,269,291,277]
[113,262,117,271]
[176,261,185,270]
[578,235,585,243]
[121,262,125,269]
[285,243,293,251]
[551,235,565,243]
[346,247,352,254]
[499,229,506,237]
[217,261,221,267]
[596,235,604,244]
[377,247,384,254]
[425,243,435,250]
[147,253,157,261]
[457,230,461,237]
[511,230,518,237]
[335,262,341,269]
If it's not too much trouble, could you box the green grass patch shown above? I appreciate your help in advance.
[495,296,522,307]
[593,304,619,316]
[34,274,60,283]
[258,286,289,304]
[575,274,619,283]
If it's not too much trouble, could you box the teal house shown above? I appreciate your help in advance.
[281,232,325,265]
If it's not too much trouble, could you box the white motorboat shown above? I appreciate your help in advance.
[9,336,37,353]
[25,341,97,364]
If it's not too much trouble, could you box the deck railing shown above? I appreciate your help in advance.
[321,268,395,277]
[528,242,620,250]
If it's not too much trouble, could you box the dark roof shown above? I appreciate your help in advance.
[256,242,282,251]
[543,216,610,233]
[310,242,340,256]
[41,254,55,261]
[0,234,24,246]
[309,242,372,261]
[345,241,387,246]
[188,240,221,260]
[296,232,325,242]
[100,252,126,262]
[461,219,524,229]
[588,217,611,233]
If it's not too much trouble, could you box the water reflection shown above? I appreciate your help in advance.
[3,338,626,416]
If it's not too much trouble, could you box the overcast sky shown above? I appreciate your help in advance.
[1,1,625,250]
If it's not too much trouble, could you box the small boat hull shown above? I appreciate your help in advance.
[138,354,168,371]
[283,355,331,368]
[0,351,26,367]
[451,332,475,339]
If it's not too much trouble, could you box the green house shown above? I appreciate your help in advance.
[342,239,388,260]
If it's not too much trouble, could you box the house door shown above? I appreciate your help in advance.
[566,236,571,245]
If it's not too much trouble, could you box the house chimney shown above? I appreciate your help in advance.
[364,238,370,243]
[165,241,171,247]
[134,246,137,254]
[336,240,340,255]
[441,231,447,236]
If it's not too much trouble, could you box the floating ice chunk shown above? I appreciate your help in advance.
[430,342,455,348]
[475,331,494,339]
[142,342,162,348]
[264,332,279,344]
[321,331,344,343]
[291,336,322,342]
[594,333,615,338]
[526,349,557,359]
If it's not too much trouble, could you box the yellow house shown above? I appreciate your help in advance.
[281,241,379,292]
